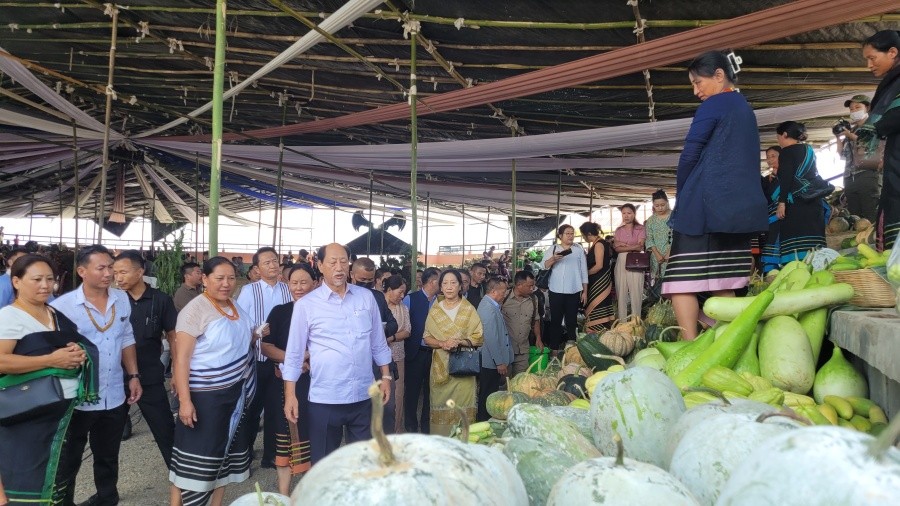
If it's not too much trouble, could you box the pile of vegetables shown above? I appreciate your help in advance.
[829,242,892,271]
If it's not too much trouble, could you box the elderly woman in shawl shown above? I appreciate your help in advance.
[422,269,483,436]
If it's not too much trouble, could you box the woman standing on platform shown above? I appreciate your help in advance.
[539,225,588,349]
[0,255,95,506]
[579,222,614,332]
[774,121,828,262]
[864,30,900,250]
[613,204,646,321]
[261,263,317,496]
[170,257,256,506]
[662,50,768,339]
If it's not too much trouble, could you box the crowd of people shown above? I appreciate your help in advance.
[1,30,899,506]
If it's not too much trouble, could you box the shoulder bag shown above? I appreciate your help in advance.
[448,339,481,377]
[0,374,68,426]
[624,251,651,271]
[534,245,556,290]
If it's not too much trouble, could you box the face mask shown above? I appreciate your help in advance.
[849,110,868,122]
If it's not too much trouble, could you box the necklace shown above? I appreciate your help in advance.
[84,303,116,333]
[204,292,239,320]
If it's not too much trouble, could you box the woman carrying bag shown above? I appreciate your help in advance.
[539,225,588,350]
[613,204,647,321]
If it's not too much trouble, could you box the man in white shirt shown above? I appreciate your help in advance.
[235,247,290,469]
[51,245,142,506]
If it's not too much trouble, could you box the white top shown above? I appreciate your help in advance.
[539,243,589,294]
[51,287,135,411]
[439,300,462,322]
[0,305,80,398]
[236,279,291,361]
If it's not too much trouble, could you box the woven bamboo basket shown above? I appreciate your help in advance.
[833,269,897,308]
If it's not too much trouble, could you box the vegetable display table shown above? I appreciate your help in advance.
[829,308,900,418]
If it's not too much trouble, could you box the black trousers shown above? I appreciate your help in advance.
[404,349,432,434]
[245,360,277,464]
[56,403,129,506]
[307,400,371,464]
[135,382,175,468]
[548,291,581,350]
[477,367,503,422]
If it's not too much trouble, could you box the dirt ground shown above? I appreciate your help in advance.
[71,405,286,505]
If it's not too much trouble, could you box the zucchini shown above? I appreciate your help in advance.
[703,284,854,322]
[664,327,715,379]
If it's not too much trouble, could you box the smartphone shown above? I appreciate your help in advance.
[558,249,573,256]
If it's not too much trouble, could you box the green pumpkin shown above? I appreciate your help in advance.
[576,333,621,370]
[541,390,575,406]
[486,379,530,420]
[556,374,588,399]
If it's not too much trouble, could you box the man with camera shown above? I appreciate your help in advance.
[836,94,882,222]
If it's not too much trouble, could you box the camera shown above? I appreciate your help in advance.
[832,119,852,136]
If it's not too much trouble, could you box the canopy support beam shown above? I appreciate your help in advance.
[409,26,419,290]
[208,0,226,256]
[97,6,118,242]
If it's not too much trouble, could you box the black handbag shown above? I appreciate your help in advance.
[797,176,835,202]
[535,246,556,289]
[625,251,651,271]
[0,374,69,427]
[448,340,481,377]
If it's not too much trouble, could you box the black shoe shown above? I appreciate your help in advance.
[121,417,132,441]
[260,460,276,469]
[78,493,119,506]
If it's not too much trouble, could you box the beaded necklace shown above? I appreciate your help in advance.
[84,303,116,333]
[204,291,239,321]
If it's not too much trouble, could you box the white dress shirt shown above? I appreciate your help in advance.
[50,286,135,411]
[539,243,589,294]
[281,283,392,404]
[235,279,291,361]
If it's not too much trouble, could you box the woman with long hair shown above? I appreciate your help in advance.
[261,263,318,496]
[864,30,900,250]
[383,274,410,434]
[539,225,588,349]
[663,50,768,339]
[579,222,614,332]
[613,204,646,321]
[170,257,256,506]
[0,255,97,505]
[774,121,828,262]
[760,146,783,275]
[422,269,483,436]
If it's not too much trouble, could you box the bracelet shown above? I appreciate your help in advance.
[381,375,393,381]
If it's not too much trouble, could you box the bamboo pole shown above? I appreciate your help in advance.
[29,189,34,239]
[208,0,226,257]
[257,198,263,250]
[510,138,517,277]
[72,120,79,288]
[97,7,118,242]
[409,27,419,291]
[556,171,562,228]
[195,154,200,256]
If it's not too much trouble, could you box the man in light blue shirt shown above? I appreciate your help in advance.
[0,248,27,308]
[282,243,392,464]
[50,245,141,506]
[476,277,514,421]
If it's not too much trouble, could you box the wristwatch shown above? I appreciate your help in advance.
[126,373,141,381]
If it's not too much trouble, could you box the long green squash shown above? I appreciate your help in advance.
[796,270,834,363]
[654,340,691,360]
[674,289,776,389]
[732,324,761,376]
[703,283,853,322]
[664,327,715,379]
[758,315,816,394]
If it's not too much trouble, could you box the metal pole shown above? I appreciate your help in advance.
[273,103,287,250]
[380,205,386,259]
[97,7,118,242]
[556,170,562,228]
[409,27,419,291]
[367,173,373,255]
[511,136,517,276]
[58,166,64,244]
[484,206,490,257]
[424,192,430,267]
[72,120,80,289]
[588,186,594,219]
[29,189,34,239]
[140,203,147,251]
[195,154,200,257]
[208,0,226,257]
[461,203,466,268]
[257,198,263,249]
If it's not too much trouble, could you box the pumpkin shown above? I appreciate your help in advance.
[669,411,807,505]
[664,396,777,469]
[541,390,575,406]
[557,361,591,380]
[291,384,528,505]
[598,329,635,357]
[507,403,601,462]
[613,314,646,339]
[545,406,594,441]
[503,438,578,506]
[486,378,530,420]
[591,367,685,468]
[509,359,549,398]
[542,356,563,378]
[546,436,700,506]
[576,333,621,370]
[562,342,587,368]
[717,419,900,505]
[826,216,850,234]
[557,374,588,399]
[855,217,872,232]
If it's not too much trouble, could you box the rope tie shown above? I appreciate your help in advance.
[105,84,117,101]
[402,19,421,39]
[103,3,118,17]
[454,18,466,30]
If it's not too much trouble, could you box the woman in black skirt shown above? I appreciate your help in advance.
[775,121,828,263]
[261,263,317,496]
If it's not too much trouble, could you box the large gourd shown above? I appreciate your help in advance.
[669,411,806,506]
[545,406,594,441]
[812,346,868,403]
[486,377,529,420]
[291,384,528,505]
[502,438,578,506]
[546,436,700,506]
[507,403,601,462]
[591,367,685,468]
[758,315,815,394]
[664,327,715,379]
[664,396,776,469]
[576,332,621,370]
[509,359,550,397]
[717,417,900,505]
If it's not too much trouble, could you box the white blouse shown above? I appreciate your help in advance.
[539,243,589,294]
[0,305,80,398]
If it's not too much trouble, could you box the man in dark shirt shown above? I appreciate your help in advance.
[172,262,201,312]
[402,267,440,433]
[466,263,487,308]
[112,250,177,468]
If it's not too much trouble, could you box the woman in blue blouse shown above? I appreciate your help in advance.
[662,51,768,339]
